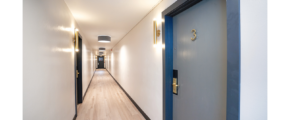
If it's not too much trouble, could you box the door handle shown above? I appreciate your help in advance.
[172,83,179,93]
[173,83,179,87]
[76,70,79,78]
[173,78,179,94]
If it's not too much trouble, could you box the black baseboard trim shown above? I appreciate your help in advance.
[83,69,97,100]
[105,69,151,120]
[73,114,77,120]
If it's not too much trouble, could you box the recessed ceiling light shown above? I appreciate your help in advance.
[98,36,111,43]
[99,47,106,51]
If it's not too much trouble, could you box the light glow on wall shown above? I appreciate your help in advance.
[57,25,80,36]
[52,48,74,53]
[153,17,162,25]
[58,26,74,32]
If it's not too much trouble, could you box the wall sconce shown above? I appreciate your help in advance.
[74,29,79,52]
[153,20,160,44]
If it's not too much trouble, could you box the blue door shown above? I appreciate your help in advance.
[171,0,227,119]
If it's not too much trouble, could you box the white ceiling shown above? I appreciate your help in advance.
[64,0,162,54]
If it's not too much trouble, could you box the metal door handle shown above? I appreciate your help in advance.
[172,83,179,88]
[173,84,179,87]
[173,78,179,94]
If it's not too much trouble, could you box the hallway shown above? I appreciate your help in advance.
[22,0,269,120]
[76,69,145,120]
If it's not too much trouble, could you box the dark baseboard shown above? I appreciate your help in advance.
[105,69,151,120]
[83,69,97,100]
[73,114,77,120]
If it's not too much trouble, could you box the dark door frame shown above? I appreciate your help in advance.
[162,0,240,120]
[76,33,83,103]
[74,32,83,119]
[74,33,77,119]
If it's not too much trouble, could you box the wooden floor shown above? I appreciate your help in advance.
[76,69,145,120]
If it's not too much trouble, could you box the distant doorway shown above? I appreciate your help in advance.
[97,56,104,68]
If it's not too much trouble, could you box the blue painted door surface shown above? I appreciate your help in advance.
[172,0,227,119]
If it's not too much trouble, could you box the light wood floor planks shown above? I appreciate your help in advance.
[76,69,145,120]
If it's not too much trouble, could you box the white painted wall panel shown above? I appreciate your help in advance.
[81,38,95,96]
[23,1,94,120]
[240,0,267,120]
[106,0,176,120]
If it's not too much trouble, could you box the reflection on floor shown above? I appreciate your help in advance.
[76,69,145,120]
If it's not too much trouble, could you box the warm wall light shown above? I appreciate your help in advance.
[75,30,79,52]
[153,20,160,44]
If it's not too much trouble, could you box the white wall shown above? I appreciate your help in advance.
[81,37,95,96]
[105,53,110,70]
[23,1,94,120]
[240,0,267,120]
[106,0,176,120]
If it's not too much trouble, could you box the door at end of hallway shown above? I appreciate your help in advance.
[97,56,105,68]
